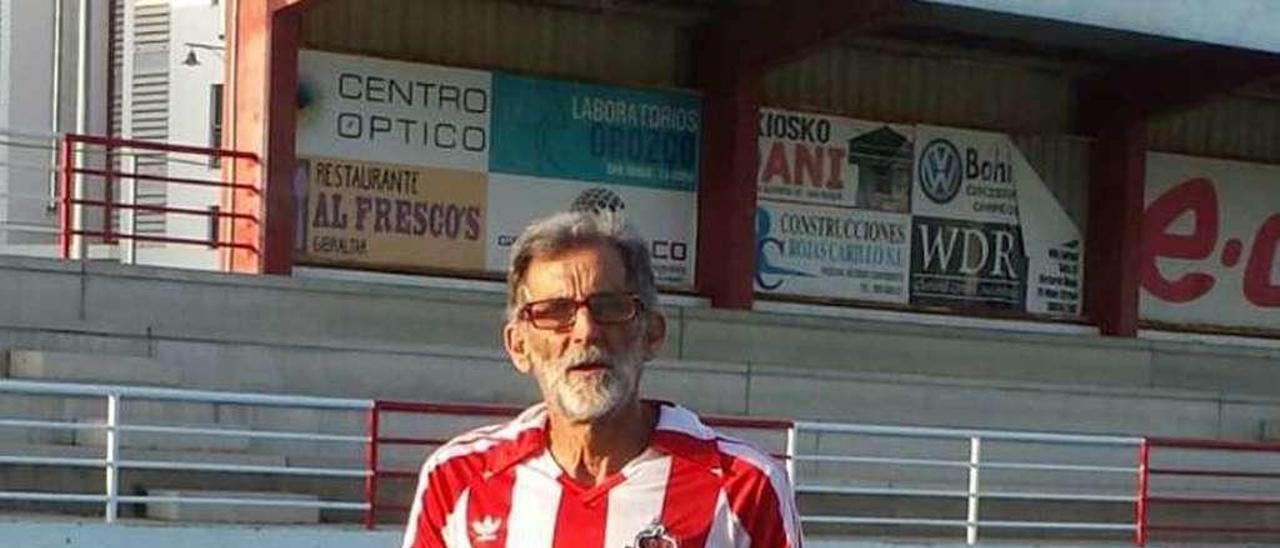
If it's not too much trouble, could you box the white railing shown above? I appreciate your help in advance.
[791,421,1143,545]
[0,379,1157,545]
[0,379,372,522]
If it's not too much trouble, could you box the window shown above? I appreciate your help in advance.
[209,83,223,167]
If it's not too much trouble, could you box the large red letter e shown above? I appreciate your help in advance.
[1140,177,1219,303]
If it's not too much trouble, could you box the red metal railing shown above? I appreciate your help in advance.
[56,133,260,260]
[357,399,1280,542]
[363,400,794,530]
[363,400,524,529]
[1135,439,1150,545]
[1137,436,1280,544]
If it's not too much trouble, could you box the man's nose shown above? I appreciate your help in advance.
[569,303,603,344]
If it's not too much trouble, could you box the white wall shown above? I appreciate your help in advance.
[137,0,223,269]
[1,0,59,248]
[0,0,109,251]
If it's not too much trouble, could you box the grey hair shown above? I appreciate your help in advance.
[506,210,658,321]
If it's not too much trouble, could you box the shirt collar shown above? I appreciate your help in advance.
[649,401,723,470]
[484,404,549,474]
[485,400,723,474]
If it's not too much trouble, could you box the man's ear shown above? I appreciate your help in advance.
[641,311,667,360]
[503,321,532,375]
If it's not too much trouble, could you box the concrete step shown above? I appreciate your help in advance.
[0,353,365,455]
[6,350,182,387]
[60,398,252,453]
[0,440,285,466]
[73,422,252,453]
[0,441,301,518]
[144,489,320,524]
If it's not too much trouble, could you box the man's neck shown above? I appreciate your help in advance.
[546,399,656,487]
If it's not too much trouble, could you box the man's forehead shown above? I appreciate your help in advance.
[520,243,628,295]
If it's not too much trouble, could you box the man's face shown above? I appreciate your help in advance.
[503,243,665,423]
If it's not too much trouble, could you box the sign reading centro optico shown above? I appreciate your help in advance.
[295,50,699,287]
[296,51,491,173]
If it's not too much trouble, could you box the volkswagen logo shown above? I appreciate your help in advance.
[918,138,963,204]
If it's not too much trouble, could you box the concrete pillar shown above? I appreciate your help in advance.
[692,0,904,309]
[1084,117,1147,336]
[225,0,308,274]
[695,76,761,309]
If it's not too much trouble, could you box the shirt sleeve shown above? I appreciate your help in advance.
[723,453,804,548]
[402,453,478,548]
[401,463,447,548]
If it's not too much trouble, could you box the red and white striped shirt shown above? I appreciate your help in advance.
[402,401,803,548]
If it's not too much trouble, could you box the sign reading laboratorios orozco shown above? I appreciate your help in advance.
[1142,153,1280,331]
[755,108,1084,317]
[294,50,699,287]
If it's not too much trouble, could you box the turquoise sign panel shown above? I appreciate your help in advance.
[490,73,700,191]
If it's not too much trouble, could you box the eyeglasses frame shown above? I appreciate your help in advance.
[516,292,645,330]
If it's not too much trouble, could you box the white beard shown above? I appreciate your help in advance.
[532,341,645,423]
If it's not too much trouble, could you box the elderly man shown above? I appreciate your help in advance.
[402,211,803,548]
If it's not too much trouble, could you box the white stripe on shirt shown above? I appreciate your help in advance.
[505,451,562,548]
[603,449,672,548]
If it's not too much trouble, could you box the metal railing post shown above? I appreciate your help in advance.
[48,0,63,210]
[71,138,87,260]
[120,153,137,264]
[966,436,982,545]
[104,393,121,523]
[103,142,115,244]
[363,402,380,530]
[1135,438,1150,546]
[57,138,74,259]
[207,205,221,248]
[785,423,797,484]
[73,0,90,258]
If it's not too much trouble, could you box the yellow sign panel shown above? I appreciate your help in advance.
[297,157,487,272]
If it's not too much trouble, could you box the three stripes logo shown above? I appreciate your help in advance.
[471,515,502,543]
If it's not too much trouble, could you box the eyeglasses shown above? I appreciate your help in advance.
[517,292,644,330]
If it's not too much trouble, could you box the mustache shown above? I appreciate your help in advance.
[561,346,613,371]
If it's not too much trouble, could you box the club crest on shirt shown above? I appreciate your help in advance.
[630,522,678,548]
[471,515,502,543]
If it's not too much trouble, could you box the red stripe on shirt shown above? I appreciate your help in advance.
[659,455,722,548]
[410,452,486,548]
[406,420,543,548]
[723,452,792,548]
[465,467,517,547]
[553,476,610,548]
